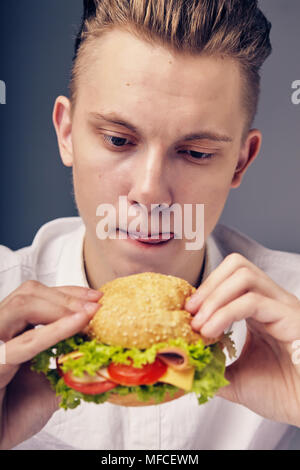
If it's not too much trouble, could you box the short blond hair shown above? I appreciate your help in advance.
[70,0,272,131]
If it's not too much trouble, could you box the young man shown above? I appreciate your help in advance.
[0,0,299,450]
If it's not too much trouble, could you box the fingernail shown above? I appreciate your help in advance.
[84,302,100,314]
[186,295,201,311]
[191,318,200,330]
[200,322,216,338]
[87,290,103,300]
[72,312,86,322]
[191,311,205,329]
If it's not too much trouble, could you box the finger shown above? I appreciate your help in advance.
[196,292,299,341]
[190,266,289,330]
[22,282,104,312]
[0,281,102,312]
[44,286,103,315]
[0,293,101,341]
[5,311,93,365]
[52,285,103,301]
[185,253,259,313]
[185,252,294,313]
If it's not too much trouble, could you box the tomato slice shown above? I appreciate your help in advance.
[56,352,117,395]
[107,357,167,386]
[62,370,117,395]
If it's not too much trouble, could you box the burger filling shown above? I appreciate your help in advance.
[57,352,195,393]
[31,333,235,410]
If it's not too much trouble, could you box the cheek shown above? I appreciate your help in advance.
[186,163,233,200]
[205,182,231,218]
[72,164,98,224]
[74,165,111,205]
[185,165,234,236]
[71,150,130,223]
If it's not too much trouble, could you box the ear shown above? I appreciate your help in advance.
[231,129,262,188]
[52,96,74,167]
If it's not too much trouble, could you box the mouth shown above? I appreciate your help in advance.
[117,229,174,246]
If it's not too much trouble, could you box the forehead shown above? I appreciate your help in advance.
[76,29,244,136]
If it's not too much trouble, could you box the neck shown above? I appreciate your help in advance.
[83,230,207,290]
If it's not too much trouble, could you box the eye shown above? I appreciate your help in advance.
[178,150,214,161]
[101,134,214,161]
[102,134,134,149]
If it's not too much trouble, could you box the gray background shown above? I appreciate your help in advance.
[0,0,299,253]
[219,1,300,254]
[0,0,299,450]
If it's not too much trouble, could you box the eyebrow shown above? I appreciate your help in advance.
[88,112,233,143]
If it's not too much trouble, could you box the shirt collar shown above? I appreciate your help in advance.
[202,229,225,282]
[55,221,89,288]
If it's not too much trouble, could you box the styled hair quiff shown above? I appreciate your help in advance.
[70,0,272,130]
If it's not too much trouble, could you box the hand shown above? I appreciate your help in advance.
[185,253,300,427]
[0,280,103,449]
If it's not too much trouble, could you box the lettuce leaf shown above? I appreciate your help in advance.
[31,335,85,374]
[191,343,229,404]
[31,334,230,409]
[58,336,212,377]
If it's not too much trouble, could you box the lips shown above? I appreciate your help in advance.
[118,229,174,244]
[130,233,174,244]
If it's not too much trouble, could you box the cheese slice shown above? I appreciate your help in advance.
[158,366,195,391]
[58,350,83,364]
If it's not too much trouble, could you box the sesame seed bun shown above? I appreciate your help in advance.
[88,272,203,348]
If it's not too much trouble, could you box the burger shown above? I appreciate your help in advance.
[31,272,236,409]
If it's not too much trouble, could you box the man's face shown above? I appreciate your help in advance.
[53,28,261,287]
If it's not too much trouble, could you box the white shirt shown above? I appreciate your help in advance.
[1,217,300,450]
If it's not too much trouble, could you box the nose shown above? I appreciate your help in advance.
[127,145,173,212]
